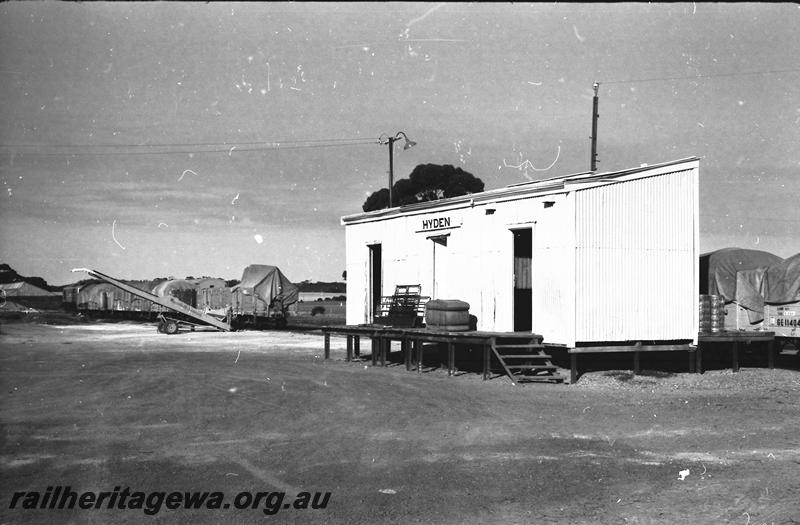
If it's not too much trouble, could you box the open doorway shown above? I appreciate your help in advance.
[368,243,382,322]
[513,228,532,332]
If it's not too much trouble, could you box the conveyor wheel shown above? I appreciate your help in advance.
[164,321,179,335]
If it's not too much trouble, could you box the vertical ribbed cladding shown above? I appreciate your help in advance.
[575,168,697,342]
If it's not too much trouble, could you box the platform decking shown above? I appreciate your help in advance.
[568,331,776,382]
[320,325,564,384]
[696,331,776,374]
[321,326,777,384]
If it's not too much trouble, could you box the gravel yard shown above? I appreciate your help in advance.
[2,315,799,524]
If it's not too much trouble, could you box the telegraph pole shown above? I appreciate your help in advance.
[387,135,396,207]
[590,81,599,172]
[381,132,416,208]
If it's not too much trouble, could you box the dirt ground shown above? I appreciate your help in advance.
[1,314,799,524]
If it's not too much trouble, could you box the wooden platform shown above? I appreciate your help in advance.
[696,330,776,374]
[568,331,776,383]
[322,327,777,384]
[320,325,564,384]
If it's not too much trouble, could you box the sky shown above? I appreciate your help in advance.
[1,2,798,286]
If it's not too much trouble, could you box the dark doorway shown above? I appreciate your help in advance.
[429,234,448,299]
[513,229,532,331]
[368,244,382,322]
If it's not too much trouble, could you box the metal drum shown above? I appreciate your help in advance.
[699,294,725,333]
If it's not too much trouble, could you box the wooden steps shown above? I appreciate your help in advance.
[491,338,565,384]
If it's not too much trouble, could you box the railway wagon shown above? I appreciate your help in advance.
[70,279,233,320]
[67,266,299,331]
[229,265,299,329]
[62,285,80,311]
[733,252,800,347]
[72,280,164,319]
[194,278,229,309]
[150,279,198,313]
[127,280,164,316]
[198,287,231,310]
[76,282,125,313]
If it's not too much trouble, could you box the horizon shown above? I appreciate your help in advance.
[0,262,347,289]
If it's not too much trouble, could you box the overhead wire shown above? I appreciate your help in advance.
[5,69,797,156]
[0,137,377,149]
[699,213,800,223]
[600,67,800,85]
[0,138,380,156]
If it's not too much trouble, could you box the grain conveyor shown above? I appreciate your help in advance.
[71,268,232,333]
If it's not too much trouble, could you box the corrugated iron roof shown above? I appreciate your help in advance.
[342,157,700,225]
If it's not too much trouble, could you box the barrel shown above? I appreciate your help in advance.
[699,294,725,333]
[425,299,470,331]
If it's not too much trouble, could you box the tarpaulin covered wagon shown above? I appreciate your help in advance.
[735,253,800,343]
[700,247,783,301]
[230,264,299,329]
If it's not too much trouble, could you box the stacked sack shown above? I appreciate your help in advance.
[699,294,725,333]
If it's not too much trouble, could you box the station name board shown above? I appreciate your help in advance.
[417,214,460,233]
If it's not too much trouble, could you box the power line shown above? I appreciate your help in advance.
[700,213,800,223]
[0,137,377,149]
[601,67,800,85]
[0,139,379,157]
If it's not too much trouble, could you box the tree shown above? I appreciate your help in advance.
[362,188,389,212]
[0,263,57,291]
[362,164,484,212]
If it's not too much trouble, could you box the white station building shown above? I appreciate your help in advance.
[342,157,700,347]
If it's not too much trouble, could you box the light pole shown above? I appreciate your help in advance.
[380,131,416,207]
[590,81,599,172]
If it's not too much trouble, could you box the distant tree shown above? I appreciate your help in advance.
[0,263,57,291]
[311,306,326,316]
[297,281,347,293]
[362,164,484,212]
[341,270,347,281]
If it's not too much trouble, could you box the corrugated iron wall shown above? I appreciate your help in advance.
[574,167,698,342]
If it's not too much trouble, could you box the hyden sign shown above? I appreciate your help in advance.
[419,215,460,232]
